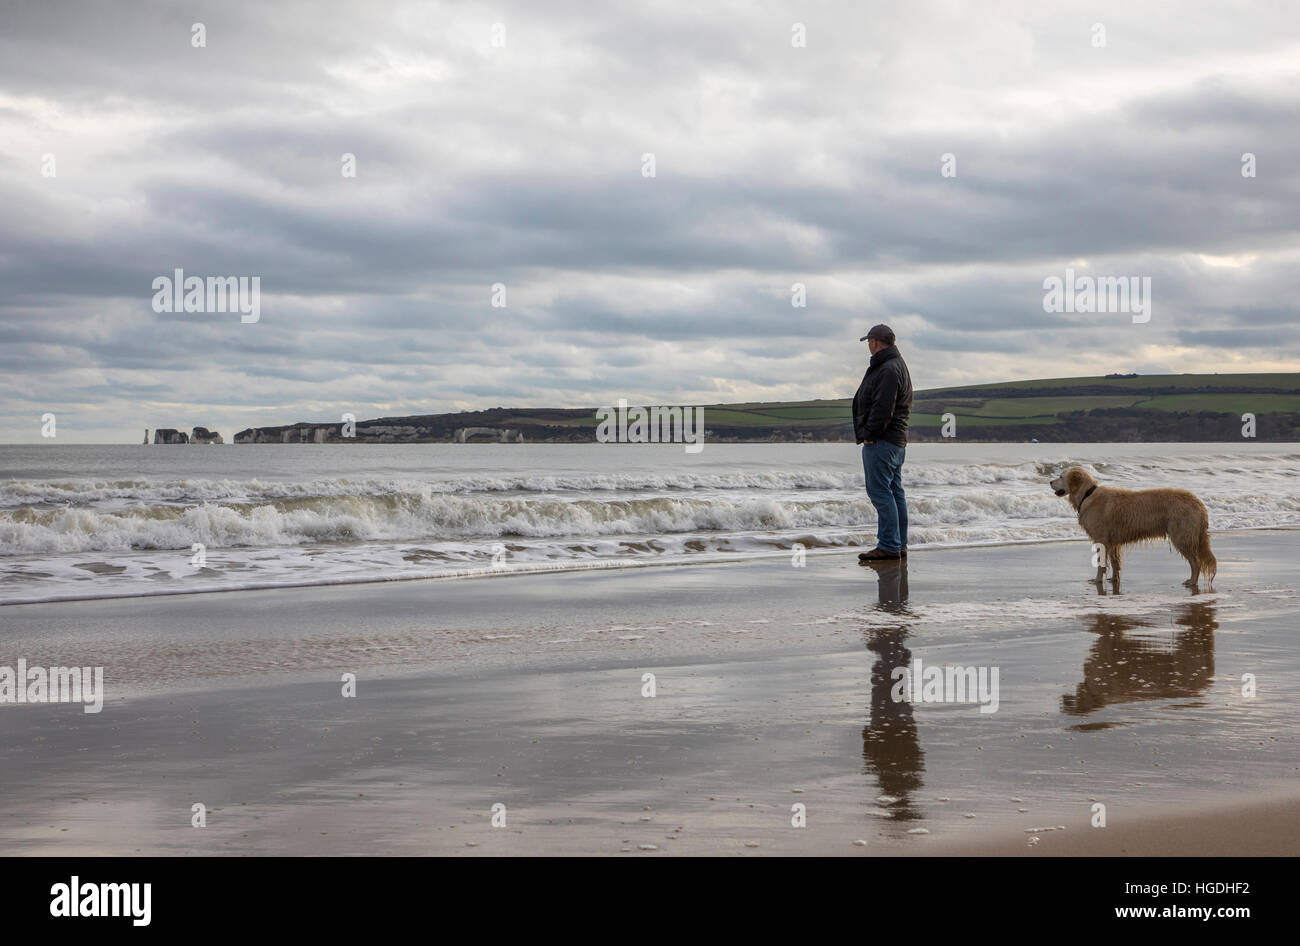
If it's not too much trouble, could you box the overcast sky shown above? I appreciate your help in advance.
[2,0,1298,442]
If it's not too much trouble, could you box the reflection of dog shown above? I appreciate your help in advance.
[1049,466,1216,587]
[1062,601,1217,716]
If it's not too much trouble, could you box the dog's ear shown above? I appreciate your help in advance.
[1066,467,1089,494]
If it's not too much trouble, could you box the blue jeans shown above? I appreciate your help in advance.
[862,441,908,552]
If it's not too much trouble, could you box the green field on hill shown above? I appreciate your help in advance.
[520,373,1300,437]
[245,372,1300,443]
[672,373,1300,433]
[922,372,1300,394]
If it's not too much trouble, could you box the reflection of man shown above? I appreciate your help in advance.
[864,628,924,817]
[853,324,913,562]
[868,560,910,614]
[861,561,923,818]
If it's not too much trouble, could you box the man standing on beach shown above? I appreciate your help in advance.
[853,324,913,561]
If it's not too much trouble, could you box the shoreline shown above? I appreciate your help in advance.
[18,438,1300,446]
[917,789,1300,857]
[4,526,1296,608]
[3,530,1297,855]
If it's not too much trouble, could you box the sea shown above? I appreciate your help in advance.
[1,442,1297,605]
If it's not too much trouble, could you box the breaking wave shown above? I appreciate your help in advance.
[2,448,1298,603]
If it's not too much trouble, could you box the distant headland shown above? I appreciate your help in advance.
[148,427,224,445]
[152,372,1300,444]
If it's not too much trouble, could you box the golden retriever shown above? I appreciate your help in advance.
[1049,466,1216,587]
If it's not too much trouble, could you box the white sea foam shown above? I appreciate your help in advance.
[2,485,1293,557]
[1,446,1296,603]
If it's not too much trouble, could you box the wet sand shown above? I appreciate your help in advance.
[2,530,1298,855]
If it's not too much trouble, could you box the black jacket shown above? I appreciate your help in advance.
[852,345,913,447]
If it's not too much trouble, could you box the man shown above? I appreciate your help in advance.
[852,324,913,561]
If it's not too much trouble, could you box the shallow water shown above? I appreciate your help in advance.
[2,530,1296,854]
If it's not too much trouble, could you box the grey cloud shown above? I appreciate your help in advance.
[1,0,1298,441]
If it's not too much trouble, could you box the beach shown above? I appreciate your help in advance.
[3,522,1297,856]
[6,0,1300,885]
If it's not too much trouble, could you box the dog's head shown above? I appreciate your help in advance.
[1049,466,1098,502]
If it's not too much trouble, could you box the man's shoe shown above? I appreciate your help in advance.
[900,547,908,558]
[858,547,903,561]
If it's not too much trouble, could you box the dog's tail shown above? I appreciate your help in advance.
[1197,526,1217,584]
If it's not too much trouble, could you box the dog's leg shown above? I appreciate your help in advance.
[1175,536,1201,588]
[1173,517,1214,588]
[1107,546,1122,583]
[1198,529,1217,586]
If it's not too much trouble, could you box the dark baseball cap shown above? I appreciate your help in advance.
[859,323,894,342]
